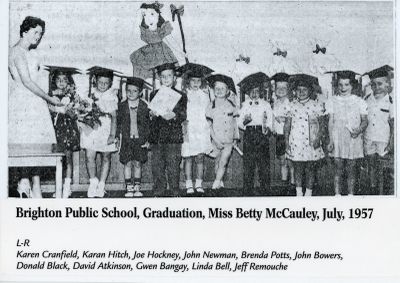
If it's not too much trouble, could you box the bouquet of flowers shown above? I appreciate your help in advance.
[52,85,106,129]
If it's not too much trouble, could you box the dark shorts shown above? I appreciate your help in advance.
[276,134,286,157]
[119,138,148,164]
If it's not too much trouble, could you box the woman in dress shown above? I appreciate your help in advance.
[8,16,62,198]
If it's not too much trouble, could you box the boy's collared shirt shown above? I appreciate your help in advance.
[206,99,239,144]
[239,99,274,131]
[365,93,394,142]
[128,100,139,138]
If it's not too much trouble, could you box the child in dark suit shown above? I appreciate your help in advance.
[117,77,151,197]
[149,63,187,197]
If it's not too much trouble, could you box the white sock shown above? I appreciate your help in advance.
[195,179,202,188]
[304,188,313,197]
[296,187,303,197]
[64,178,72,185]
[212,180,220,189]
[185,179,193,189]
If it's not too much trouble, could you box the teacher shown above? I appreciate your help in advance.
[8,16,62,198]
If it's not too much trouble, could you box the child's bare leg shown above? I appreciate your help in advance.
[85,149,97,179]
[184,157,193,181]
[195,154,205,180]
[65,150,73,179]
[334,158,344,195]
[367,154,377,188]
[304,162,316,196]
[124,161,132,182]
[279,155,288,181]
[99,152,112,183]
[215,146,232,183]
[31,175,42,198]
[293,161,303,196]
[133,160,141,181]
[288,160,295,184]
[347,159,357,195]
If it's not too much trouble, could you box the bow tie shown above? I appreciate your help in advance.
[249,101,259,105]
[130,106,138,110]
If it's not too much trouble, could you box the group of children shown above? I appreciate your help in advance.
[42,62,394,198]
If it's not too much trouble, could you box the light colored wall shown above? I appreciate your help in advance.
[10,1,394,92]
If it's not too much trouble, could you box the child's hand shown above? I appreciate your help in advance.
[107,135,116,145]
[384,141,394,155]
[243,114,252,125]
[214,140,224,150]
[141,141,150,149]
[327,141,334,152]
[312,138,321,149]
[275,116,286,124]
[149,110,158,117]
[162,111,176,121]
[350,127,361,139]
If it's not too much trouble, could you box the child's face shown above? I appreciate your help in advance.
[160,69,175,87]
[214,82,229,98]
[371,77,389,97]
[275,82,289,98]
[143,8,159,31]
[55,74,68,90]
[96,76,112,92]
[249,87,260,100]
[296,86,310,100]
[338,78,352,96]
[126,84,141,101]
[189,77,202,91]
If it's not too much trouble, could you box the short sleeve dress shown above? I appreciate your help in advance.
[287,99,324,162]
[325,95,368,159]
[80,88,118,152]
[181,89,212,157]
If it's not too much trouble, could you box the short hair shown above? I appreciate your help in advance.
[20,16,45,38]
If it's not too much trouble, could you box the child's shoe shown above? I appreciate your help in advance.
[186,180,194,194]
[62,178,72,199]
[87,177,99,198]
[96,181,106,198]
[296,187,303,197]
[125,184,134,197]
[133,184,143,197]
[17,178,31,198]
[304,188,313,197]
[195,179,204,194]
[212,180,220,190]
[220,181,224,188]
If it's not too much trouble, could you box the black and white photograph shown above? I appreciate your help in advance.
[6,0,395,199]
[1,0,399,282]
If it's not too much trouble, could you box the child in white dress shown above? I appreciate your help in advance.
[180,64,213,194]
[80,67,119,198]
[326,71,368,196]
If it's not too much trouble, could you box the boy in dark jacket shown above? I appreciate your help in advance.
[149,62,187,197]
[116,77,151,197]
